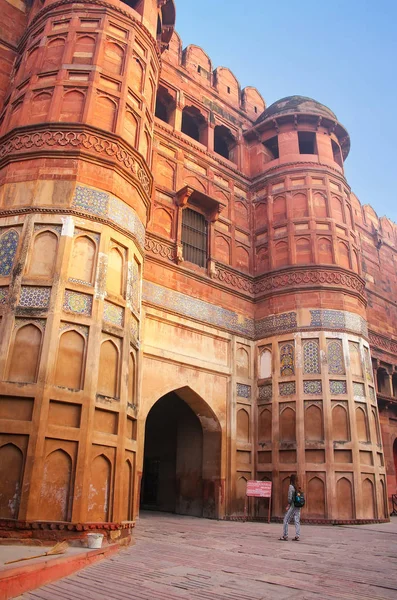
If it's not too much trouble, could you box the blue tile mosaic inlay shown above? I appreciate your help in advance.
[0,229,19,277]
[19,286,51,308]
[237,383,251,399]
[72,186,145,247]
[63,290,93,315]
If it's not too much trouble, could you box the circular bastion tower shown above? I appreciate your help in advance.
[0,0,175,541]
[247,96,388,522]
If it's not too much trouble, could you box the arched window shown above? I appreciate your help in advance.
[28,230,58,278]
[69,235,96,284]
[98,340,119,398]
[155,85,176,125]
[55,330,85,390]
[181,106,206,144]
[214,125,237,162]
[9,324,42,383]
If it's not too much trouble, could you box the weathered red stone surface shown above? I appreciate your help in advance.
[0,0,396,542]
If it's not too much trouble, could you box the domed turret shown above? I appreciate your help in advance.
[255,95,337,124]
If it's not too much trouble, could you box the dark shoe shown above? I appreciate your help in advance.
[278,536,288,541]
[292,536,300,541]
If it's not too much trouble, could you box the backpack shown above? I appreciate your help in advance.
[294,488,305,508]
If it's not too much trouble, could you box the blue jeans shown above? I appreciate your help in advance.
[283,504,301,538]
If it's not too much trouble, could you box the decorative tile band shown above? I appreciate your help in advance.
[259,384,272,401]
[310,310,368,337]
[72,186,145,248]
[0,287,8,305]
[130,315,139,341]
[304,380,322,395]
[369,387,376,402]
[143,281,255,337]
[353,382,366,399]
[330,380,347,395]
[63,290,93,316]
[279,381,296,396]
[237,383,251,399]
[19,286,51,308]
[256,312,298,338]
[0,229,19,277]
[103,301,124,327]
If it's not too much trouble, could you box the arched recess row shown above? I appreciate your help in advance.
[87,447,115,522]
[26,229,59,279]
[54,328,87,391]
[306,474,326,518]
[39,444,76,522]
[69,234,97,285]
[7,322,44,384]
[0,439,26,519]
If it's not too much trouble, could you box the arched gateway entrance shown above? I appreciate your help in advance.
[141,387,221,519]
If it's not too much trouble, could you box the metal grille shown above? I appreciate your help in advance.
[182,208,207,268]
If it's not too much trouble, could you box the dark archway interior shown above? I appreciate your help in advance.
[142,391,215,517]
[394,438,397,487]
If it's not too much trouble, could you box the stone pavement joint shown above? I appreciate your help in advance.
[18,513,397,600]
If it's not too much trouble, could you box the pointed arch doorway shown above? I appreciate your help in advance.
[140,386,221,519]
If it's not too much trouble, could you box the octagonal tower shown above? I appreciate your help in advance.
[0,0,175,541]
[246,96,387,521]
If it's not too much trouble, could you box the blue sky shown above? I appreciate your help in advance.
[175,0,397,223]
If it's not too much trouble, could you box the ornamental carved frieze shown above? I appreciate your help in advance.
[212,265,254,293]
[369,330,397,356]
[145,234,177,261]
[0,126,152,198]
[254,267,366,300]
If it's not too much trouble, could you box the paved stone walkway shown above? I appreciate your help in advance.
[21,513,397,600]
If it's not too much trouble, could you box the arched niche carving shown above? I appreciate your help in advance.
[348,342,362,377]
[94,95,117,132]
[0,443,24,518]
[73,35,95,65]
[256,246,269,272]
[259,348,271,379]
[236,476,248,514]
[362,478,375,519]
[236,347,249,377]
[124,108,139,148]
[307,476,326,518]
[130,57,144,92]
[28,230,58,279]
[235,201,249,227]
[87,454,111,522]
[235,246,249,272]
[153,207,172,238]
[69,235,96,284]
[295,237,311,265]
[98,340,119,398]
[336,477,353,519]
[317,237,333,264]
[31,91,52,124]
[305,404,323,441]
[255,202,268,228]
[274,240,288,268]
[129,352,136,406]
[60,89,85,122]
[123,459,133,521]
[103,41,124,75]
[8,324,42,383]
[332,404,349,441]
[356,406,369,442]
[280,406,296,442]
[258,408,272,442]
[273,195,286,223]
[371,408,381,445]
[107,246,124,296]
[25,45,39,75]
[338,241,350,269]
[292,193,308,219]
[43,36,65,70]
[331,196,344,223]
[313,193,328,218]
[54,330,85,390]
[40,449,72,521]
[237,409,250,443]
[214,235,230,265]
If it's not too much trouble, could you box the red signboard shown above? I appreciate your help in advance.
[246,480,272,498]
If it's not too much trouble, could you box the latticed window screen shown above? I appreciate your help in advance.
[181,208,208,267]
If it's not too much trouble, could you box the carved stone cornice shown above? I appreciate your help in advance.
[145,233,176,261]
[253,266,366,303]
[212,264,254,293]
[369,330,397,357]
[0,124,152,201]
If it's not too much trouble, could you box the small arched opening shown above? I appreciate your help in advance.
[214,125,237,162]
[155,85,176,126]
[141,387,221,518]
[181,106,206,144]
